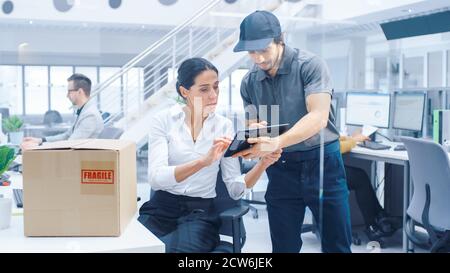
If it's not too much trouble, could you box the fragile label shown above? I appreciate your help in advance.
[81,169,114,184]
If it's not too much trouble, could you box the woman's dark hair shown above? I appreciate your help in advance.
[176,58,218,100]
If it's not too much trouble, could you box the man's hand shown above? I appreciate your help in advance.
[248,120,268,129]
[351,129,370,142]
[232,136,281,160]
[20,137,42,151]
[260,148,282,168]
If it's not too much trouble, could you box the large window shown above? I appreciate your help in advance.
[74,66,98,84]
[230,69,248,112]
[389,56,400,89]
[99,67,121,116]
[75,66,99,107]
[25,66,48,115]
[0,66,23,115]
[217,76,230,113]
[403,56,424,88]
[50,66,73,114]
[123,67,143,115]
[373,57,388,90]
[427,51,443,88]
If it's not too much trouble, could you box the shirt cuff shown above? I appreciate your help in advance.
[151,166,178,189]
[233,175,249,199]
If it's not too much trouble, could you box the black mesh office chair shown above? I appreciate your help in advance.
[43,110,63,126]
[212,169,249,253]
[98,127,124,139]
[148,170,249,253]
[240,159,264,219]
[100,111,111,123]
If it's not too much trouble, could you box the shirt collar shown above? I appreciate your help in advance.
[256,45,296,81]
[169,104,216,120]
[76,103,87,116]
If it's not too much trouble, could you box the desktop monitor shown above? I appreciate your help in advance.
[346,92,391,128]
[0,108,9,120]
[0,108,10,132]
[392,92,426,132]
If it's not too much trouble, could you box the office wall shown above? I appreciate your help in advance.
[0,0,211,26]
[0,25,169,66]
[321,0,424,21]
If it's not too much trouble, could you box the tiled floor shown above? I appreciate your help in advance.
[136,159,423,253]
[240,204,407,253]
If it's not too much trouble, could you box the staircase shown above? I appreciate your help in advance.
[89,0,311,147]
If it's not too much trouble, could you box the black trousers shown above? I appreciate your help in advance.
[345,166,383,227]
[138,190,221,253]
[265,141,352,253]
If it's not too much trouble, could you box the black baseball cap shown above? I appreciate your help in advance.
[233,10,282,52]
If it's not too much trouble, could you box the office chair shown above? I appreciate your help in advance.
[100,111,111,123]
[98,127,124,139]
[240,159,264,219]
[147,170,249,253]
[43,110,63,126]
[212,169,249,253]
[402,137,450,253]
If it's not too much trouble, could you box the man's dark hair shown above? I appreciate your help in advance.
[273,33,284,45]
[67,73,92,97]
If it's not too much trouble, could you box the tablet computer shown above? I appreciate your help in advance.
[224,123,289,157]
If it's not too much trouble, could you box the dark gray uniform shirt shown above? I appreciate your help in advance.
[240,45,339,152]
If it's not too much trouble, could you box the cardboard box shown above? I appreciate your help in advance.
[23,139,137,237]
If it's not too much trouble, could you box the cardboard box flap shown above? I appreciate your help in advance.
[28,139,91,151]
[72,139,134,151]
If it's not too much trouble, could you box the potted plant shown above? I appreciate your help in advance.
[2,116,24,145]
[0,145,15,186]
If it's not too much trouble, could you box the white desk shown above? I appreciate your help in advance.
[23,123,72,138]
[344,141,450,253]
[0,172,165,253]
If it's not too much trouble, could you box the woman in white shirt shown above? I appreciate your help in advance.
[138,58,281,253]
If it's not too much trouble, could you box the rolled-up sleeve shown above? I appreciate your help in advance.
[219,120,250,200]
[147,115,178,190]
[302,56,333,97]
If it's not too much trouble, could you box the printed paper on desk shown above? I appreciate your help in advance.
[362,125,378,137]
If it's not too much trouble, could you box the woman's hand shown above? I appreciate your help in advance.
[200,137,231,167]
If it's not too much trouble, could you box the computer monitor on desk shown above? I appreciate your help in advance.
[346,92,391,128]
[392,92,426,135]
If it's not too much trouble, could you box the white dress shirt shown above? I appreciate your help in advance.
[148,104,247,200]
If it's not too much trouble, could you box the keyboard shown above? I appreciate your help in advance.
[357,141,391,150]
[393,145,406,151]
[13,188,23,208]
